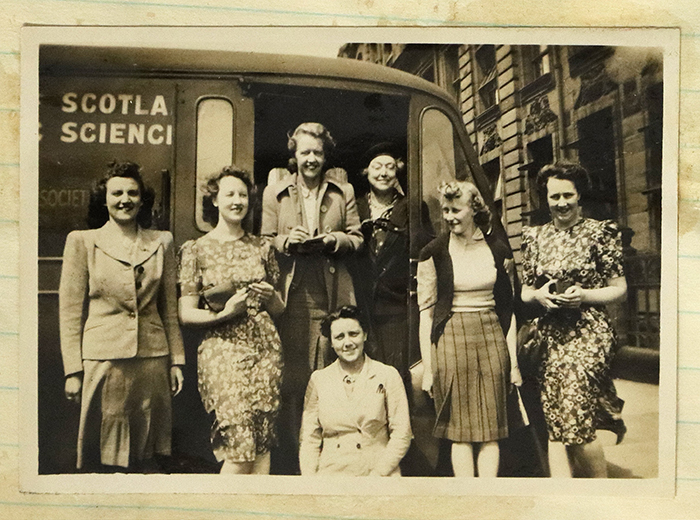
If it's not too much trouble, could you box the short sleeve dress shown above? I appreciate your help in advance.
[179,234,283,463]
[521,218,625,446]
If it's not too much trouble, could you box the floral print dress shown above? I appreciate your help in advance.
[179,234,283,462]
[521,218,625,446]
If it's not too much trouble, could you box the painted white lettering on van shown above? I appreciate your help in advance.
[118,94,133,115]
[99,123,107,143]
[166,124,172,145]
[98,94,116,114]
[150,95,168,116]
[60,122,78,143]
[148,124,164,145]
[81,93,97,114]
[134,95,149,115]
[39,189,90,208]
[128,124,145,144]
[61,93,78,113]
[110,123,126,144]
[79,123,96,143]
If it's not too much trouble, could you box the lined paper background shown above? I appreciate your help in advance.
[3,1,700,518]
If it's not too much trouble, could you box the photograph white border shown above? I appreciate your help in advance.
[19,25,679,496]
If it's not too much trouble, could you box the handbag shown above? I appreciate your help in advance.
[516,320,546,379]
[201,280,237,313]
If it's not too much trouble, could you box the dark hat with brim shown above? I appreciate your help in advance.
[361,141,403,167]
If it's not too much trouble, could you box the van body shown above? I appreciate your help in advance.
[38,45,533,474]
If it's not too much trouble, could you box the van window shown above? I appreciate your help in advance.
[195,98,234,230]
[420,108,472,234]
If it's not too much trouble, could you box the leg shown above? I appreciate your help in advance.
[220,460,254,474]
[569,439,607,478]
[252,452,271,475]
[476,441,499,478]
[548,441,573,478]
[451,442,475,477]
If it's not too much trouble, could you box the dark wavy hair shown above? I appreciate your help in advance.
[536,162,592,197]
[438,180,492,228]
[320,305,369,339]
[201,165,255,227]
[286,122,335,174]
[87,161,155,229]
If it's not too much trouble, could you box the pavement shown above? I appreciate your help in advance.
[603,379,659,479]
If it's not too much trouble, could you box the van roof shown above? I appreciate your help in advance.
[40,45,454,104]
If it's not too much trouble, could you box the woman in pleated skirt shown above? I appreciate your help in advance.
[417,180,521,477]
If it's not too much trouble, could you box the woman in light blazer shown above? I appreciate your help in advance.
[261,122,363,474]
[59,161,185,472]
[299,305,412,476]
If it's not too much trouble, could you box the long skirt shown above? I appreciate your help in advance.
[433,310,510,443]
[77,356,172,469]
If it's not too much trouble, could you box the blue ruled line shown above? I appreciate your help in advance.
[0,501,412,520]
[0,386,18,391]
[43,0,522,25]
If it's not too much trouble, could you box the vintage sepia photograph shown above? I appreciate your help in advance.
[20,26,678,495]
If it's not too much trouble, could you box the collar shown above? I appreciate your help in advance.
[94,223,162,266]
[333,354,378,381]
[272,172,344,198]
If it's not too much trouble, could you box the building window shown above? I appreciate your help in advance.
[475,45,499,111]
[482,158,502,221]
[195,97,234,231]
[522,135,553,226]
[522,45,551,84]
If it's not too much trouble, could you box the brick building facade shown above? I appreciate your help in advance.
[339,43,663,354]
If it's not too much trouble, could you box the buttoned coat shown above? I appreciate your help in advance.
[299,356,412,476]
[59,224,186,377]
[260,172,363,309]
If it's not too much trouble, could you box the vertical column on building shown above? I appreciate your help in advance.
[496,45,526,262]
[458,46,477,146]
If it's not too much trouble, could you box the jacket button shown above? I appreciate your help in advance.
[320,205,327,213]
[129,312,136,319]
[325,226,331,233]
[329,266,336,274]
[337,444,340,448]
[356,443,361,449]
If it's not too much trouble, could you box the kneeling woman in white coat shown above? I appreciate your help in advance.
[299,306,412,476]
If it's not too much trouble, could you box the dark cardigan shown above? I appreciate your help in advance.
[418,227,520,345]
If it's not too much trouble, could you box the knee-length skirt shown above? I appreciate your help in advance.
[78,356,172,469]
[432,310,510,443]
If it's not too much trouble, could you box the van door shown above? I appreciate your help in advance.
[172,80,254,247]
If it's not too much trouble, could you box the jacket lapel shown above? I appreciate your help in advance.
[93,224,160,266]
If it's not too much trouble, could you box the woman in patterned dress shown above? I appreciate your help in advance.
[521,162,627,478]
[178,166,285,475]
[417,180,521,477]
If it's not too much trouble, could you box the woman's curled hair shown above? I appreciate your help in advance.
[201,165,255,227]
[320,305,369,339]
[286,122,335,173]
[438,180,491,228]
[536,162,592,197]
[87,160,155,229]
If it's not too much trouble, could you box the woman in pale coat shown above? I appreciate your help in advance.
[59,161,184,471]
[299,305,412,476]
[261,122,363,474]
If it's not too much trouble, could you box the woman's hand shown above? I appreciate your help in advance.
[556,285,584,308]
[249,281,274,303]
[510,364,523,387]
[170,366,184,396]
[218,288,249,320]
[533,280,561,310]
[322,233,337,252]
[64,374,83,404]
[421,369,434,399]
[287,225,311,246]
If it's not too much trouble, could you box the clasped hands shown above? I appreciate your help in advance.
[534,280,584,310]
[287,225,337,252]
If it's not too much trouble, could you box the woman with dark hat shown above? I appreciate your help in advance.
[355,142,432,379]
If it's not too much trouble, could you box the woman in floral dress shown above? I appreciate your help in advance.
[521,162,627,478]
[179,166,284,474]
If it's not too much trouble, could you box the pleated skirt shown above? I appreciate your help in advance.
[433,310,510,443]
[77,356,172,469]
